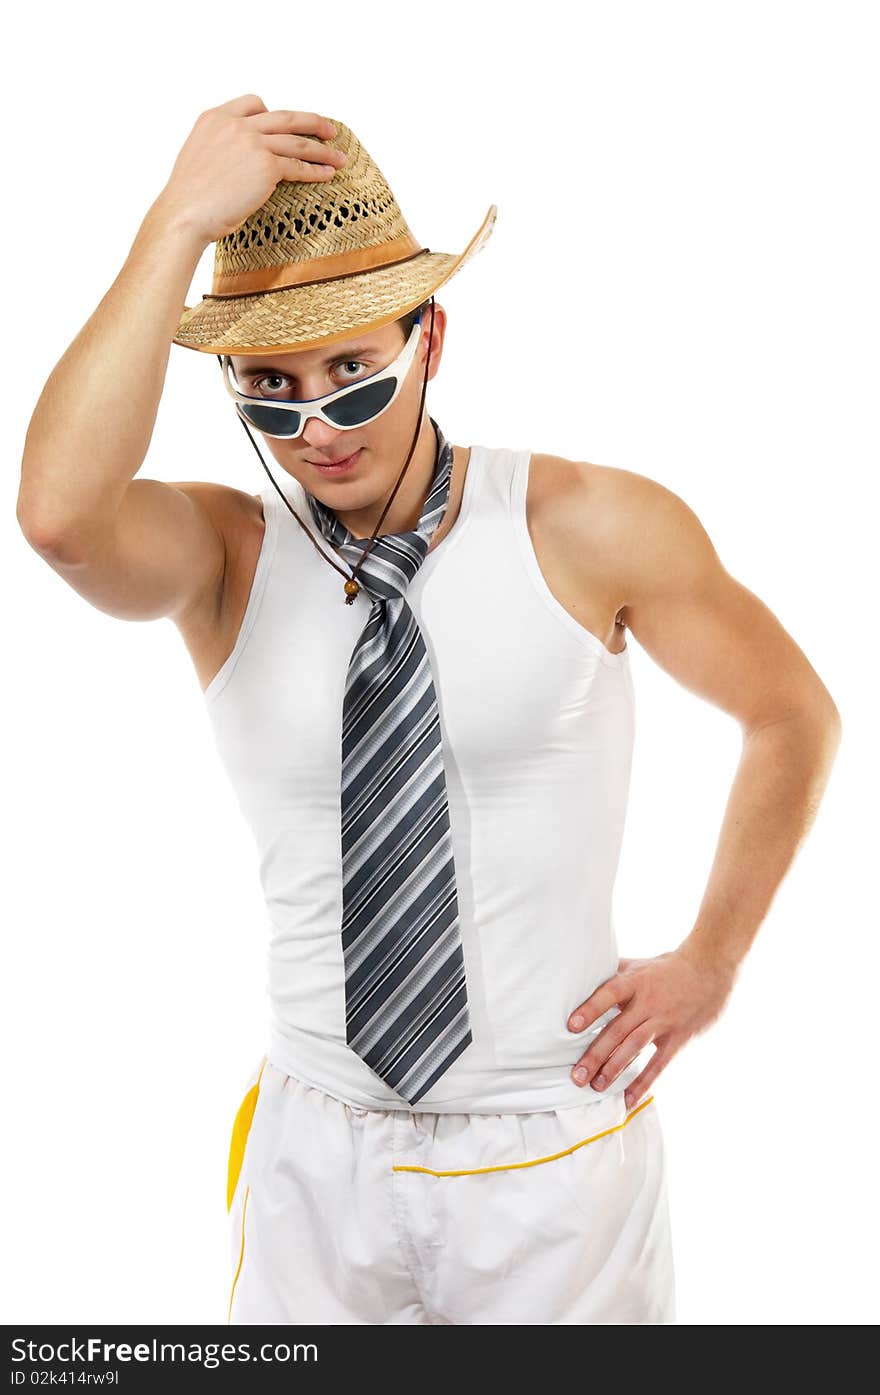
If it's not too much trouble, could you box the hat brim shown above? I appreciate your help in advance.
[172,204,497,355]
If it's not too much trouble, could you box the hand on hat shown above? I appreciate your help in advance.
[154,93,348,246]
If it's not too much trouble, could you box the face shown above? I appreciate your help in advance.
[229,303,447,512]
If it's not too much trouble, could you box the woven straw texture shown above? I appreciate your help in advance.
[172,117,496,355]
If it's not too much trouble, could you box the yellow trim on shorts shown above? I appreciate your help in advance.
[227,1056,268,1212]
[391,1094,654,1177]
[227,1184,250,1324]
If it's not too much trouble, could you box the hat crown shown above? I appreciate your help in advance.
[214,120,417,280]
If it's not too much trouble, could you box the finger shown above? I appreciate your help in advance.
[266,133,347,168]
[583,1019,656,1093]
[273,156,341,181]
[622,1045,670,1112]
[571,1012,649,1086]
[249,109,339,140]
[567,975,630,1033]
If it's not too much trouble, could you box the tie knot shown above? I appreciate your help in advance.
[336,533,428,603]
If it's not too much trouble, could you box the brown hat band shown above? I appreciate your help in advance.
[205,233,425,299]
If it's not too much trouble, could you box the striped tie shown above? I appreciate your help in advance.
[305,417,473,1105]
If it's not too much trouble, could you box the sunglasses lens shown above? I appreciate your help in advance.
[323,377,397,427]
[237,402,302,436]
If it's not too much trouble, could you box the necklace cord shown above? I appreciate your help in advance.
[349,297,436,584]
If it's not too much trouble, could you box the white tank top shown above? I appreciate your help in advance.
[204,443,647,1113]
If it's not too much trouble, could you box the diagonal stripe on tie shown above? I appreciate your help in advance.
[305,417,473,1104]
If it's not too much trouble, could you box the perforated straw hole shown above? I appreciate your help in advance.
[230,193,398,250]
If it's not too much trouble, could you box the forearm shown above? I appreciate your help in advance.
[17,194,207,553]
[677,705,842,977]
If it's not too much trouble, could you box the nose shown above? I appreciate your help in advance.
[300,415,347,450]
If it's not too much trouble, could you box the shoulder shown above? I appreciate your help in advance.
[171,481,265,558]
[171,479,264,531]
[169,481,266,617]
[529,453,721,614]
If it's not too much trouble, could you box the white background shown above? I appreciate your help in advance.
[2,0,877,1327]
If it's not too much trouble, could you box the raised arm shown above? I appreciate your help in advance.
[16,95,347,624]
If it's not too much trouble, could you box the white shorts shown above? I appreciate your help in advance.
[226,1053,676,1325]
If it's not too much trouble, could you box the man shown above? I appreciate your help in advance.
[17,95,841,1325]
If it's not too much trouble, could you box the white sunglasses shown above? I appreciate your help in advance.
[217,312,423,440]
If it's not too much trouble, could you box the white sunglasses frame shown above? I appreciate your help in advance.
[218,312,424,439]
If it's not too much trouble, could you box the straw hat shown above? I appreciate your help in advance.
[171,116,497,356]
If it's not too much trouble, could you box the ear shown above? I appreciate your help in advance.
[420,301,447,380]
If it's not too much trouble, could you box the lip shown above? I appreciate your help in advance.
[309,448,362,475]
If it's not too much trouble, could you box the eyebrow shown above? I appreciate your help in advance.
[235,346,378,378]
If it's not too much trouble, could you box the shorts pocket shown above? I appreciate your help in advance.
[559,1092,656,1222]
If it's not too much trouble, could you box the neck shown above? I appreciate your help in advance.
[331,414,438,540]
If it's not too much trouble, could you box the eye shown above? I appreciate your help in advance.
[251,360,368,396]
[252,373,290,396]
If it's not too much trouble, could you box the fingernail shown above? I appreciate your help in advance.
[573,1067,587,1084]
[569,1015,585,1031]
[593,1073,606,1089]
